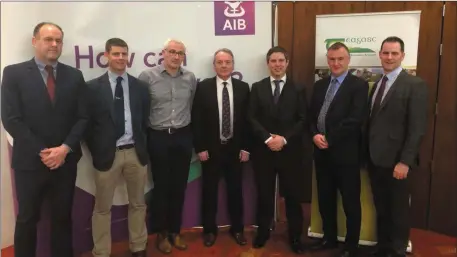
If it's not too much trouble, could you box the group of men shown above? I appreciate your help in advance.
[1,21,427,257]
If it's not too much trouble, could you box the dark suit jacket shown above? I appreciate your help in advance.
[85,72,150,171]
[1,58,89,171]
[368,70,428,168]
[191,76,250,156]
[310,73,369,166]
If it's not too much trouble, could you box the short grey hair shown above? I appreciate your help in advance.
[213,48,235,64]
[163,38,186,51]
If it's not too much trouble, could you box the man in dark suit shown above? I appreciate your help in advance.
[1,22,88,257]
[248,46,308,254]
[191,48,250,247]
[367,36,428,257]
[85,38,150,257]
[309,42,369,257]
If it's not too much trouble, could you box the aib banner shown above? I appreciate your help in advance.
[0,1,272,255]
[310,11,421,253]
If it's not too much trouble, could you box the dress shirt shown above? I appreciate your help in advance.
[108,70,134,146]
[138,64,197,129]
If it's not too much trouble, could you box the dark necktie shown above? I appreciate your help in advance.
[115,76,125,139]
[221,81,231,139]
[371,75,389,116]
[317,78,339,134]
[45,65,55,101]
[273,79,282,104]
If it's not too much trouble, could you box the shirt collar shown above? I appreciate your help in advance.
[107,69,128,83]
[216,76,232,86]
[330,70,348,84]
[34,57,57,71]
[270,74,287,84]
[384,66,403,81]
[159,63,183,75]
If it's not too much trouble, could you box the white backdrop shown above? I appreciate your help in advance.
[1,1,272,250]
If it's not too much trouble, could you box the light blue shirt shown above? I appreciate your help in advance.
[34,58,57,85]
[327,70,348,97]
[371,66,403,109]
[108,70,134,146]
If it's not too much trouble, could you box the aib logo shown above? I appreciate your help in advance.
[214,1,255,36]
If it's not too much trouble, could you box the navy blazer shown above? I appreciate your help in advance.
[1,58,89,171]
[85,72,150,171]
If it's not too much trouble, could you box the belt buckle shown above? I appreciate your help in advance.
[221,139,228,145]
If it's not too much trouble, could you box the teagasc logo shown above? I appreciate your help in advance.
[214,1,255,36]
[325,37,377,56]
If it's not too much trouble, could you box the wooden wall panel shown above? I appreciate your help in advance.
[276,2,295,76]
[429,1,457,237]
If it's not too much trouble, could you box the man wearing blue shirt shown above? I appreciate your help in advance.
[85,38,150,257]
[309,42,369,257]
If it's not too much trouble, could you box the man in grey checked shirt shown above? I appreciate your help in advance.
[138,38,197,254]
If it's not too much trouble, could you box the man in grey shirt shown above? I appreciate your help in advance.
[138,39,197,254]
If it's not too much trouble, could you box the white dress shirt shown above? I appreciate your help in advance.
[216,76,234,140]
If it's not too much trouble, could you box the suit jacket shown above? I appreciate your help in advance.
[191,76,250,156]
[248,77,307,160]
[1,58,89,171]
[310,73,369,166]
[85,72,150,171]
[367,70,428,168]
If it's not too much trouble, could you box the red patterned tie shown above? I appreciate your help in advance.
[45,65,55,101]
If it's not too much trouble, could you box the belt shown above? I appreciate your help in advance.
[152,126,188,135]
[116,143,135,150]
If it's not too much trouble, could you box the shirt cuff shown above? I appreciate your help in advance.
[241,150,250,155]
[283,138,287,145]
[62,144,72,153]
[265,136,272,144]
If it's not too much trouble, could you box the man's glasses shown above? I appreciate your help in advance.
[166,49,186,57]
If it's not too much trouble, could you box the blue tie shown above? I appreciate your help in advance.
[114,76,125,139]
[317,78,339,134]
[273,80,282,104]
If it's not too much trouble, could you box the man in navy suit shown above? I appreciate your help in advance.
[85,38,150,257]
[1,22,89,257]
[309,42,369,257]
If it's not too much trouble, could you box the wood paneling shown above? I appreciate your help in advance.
[276,2,295,77]
[429,1,457,237]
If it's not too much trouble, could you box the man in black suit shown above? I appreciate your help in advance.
[191,48,250,247]
[85,38,150,257]
[309,42,369,257]
[248,46,308,254]
[367,36,428,257]
[1,22,88,257]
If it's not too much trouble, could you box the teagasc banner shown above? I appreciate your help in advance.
[310,11,421,253]
[0,2,272,255]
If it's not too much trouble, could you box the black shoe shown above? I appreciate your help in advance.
[253,233,270,248]
[289,238,305,254]
[310,239,338,251]
[230,232,247,246]
[202,233,216,247]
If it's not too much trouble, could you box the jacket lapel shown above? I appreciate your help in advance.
[209,77,220,126]
[379,70,407,110]
[127,74,137,127]
[27,59,53,109]
[99,72,116,123]
[54,62,66,106]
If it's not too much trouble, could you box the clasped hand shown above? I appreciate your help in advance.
[40,145,69,170]
[267,134,285,151]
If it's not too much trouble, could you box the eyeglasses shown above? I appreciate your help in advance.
[166,49,186,57]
